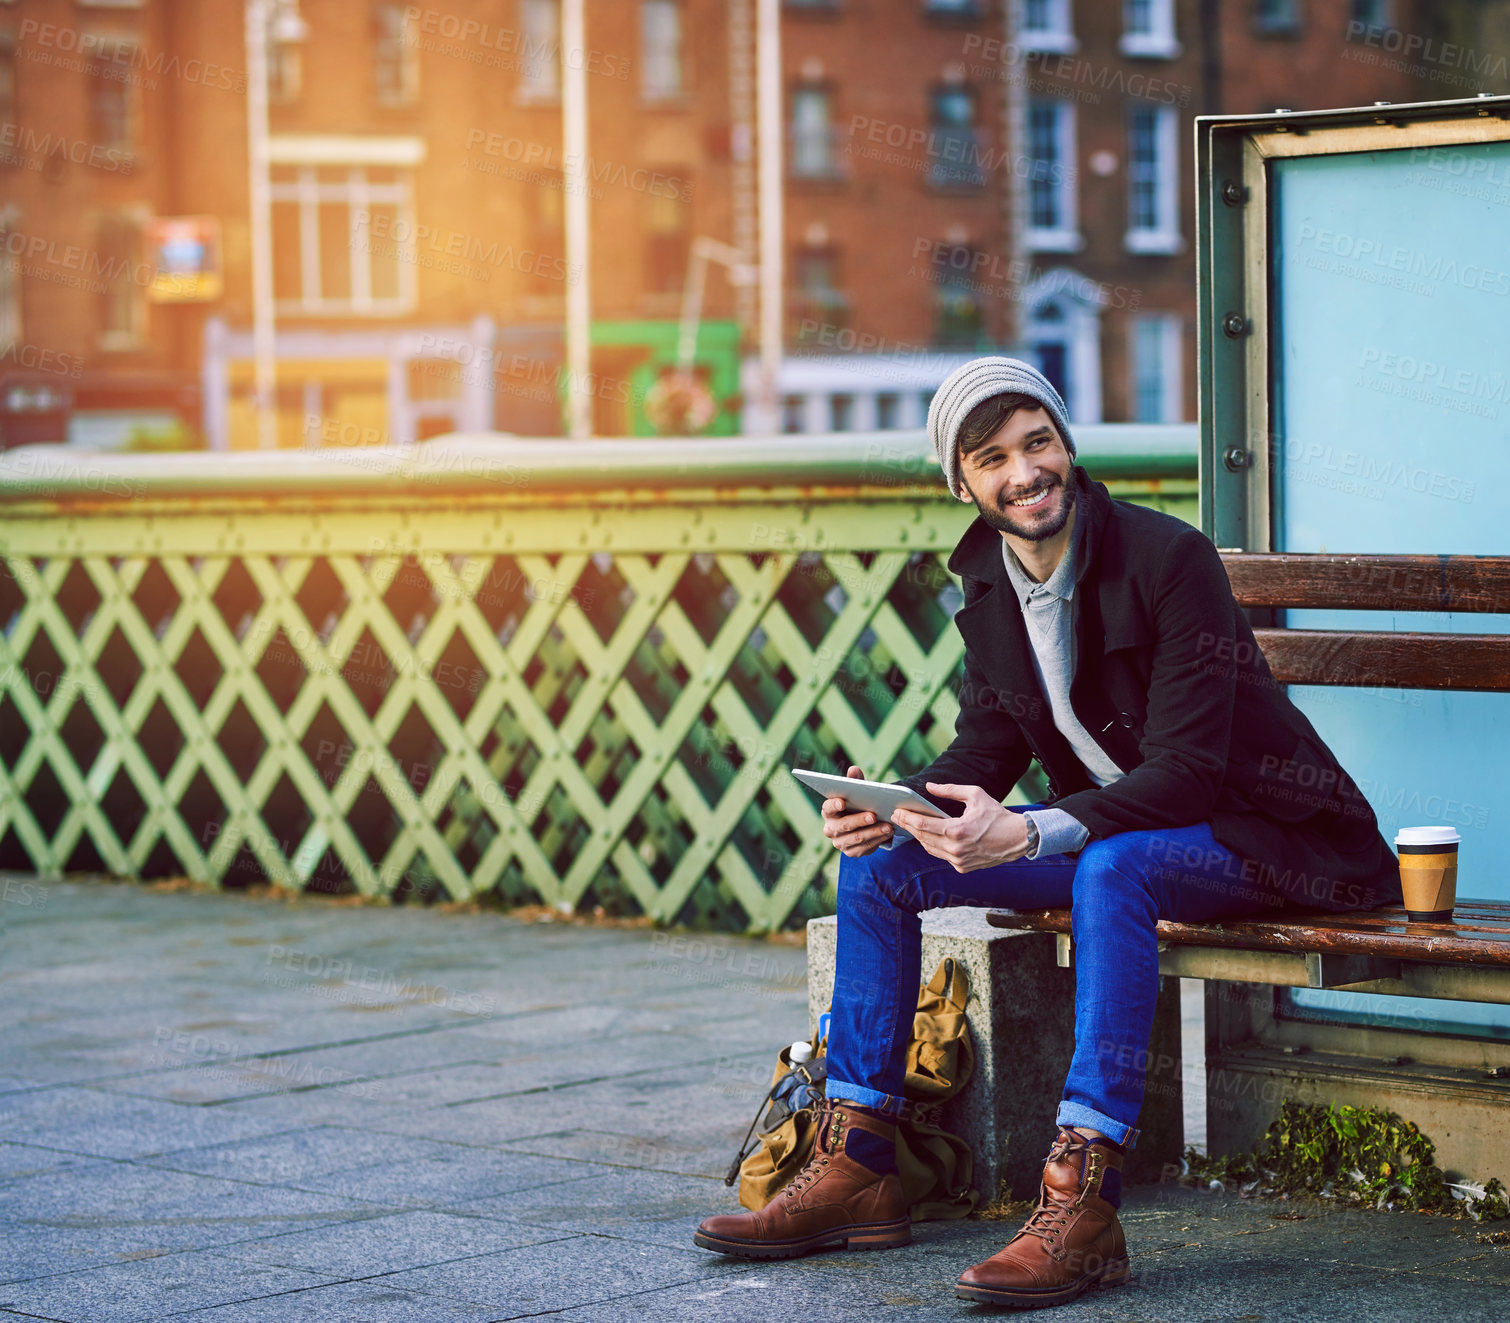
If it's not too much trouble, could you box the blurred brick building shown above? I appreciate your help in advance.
[1,0,1504,448]
[0,0,745,447]
[773,0,1500,428]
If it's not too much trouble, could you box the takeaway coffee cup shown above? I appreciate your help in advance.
[1394,826,1461,922]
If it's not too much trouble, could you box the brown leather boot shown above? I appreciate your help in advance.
[693,1099,910,1259]
[956,1126,1130,1309]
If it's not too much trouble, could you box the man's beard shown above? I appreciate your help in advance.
[964,471,1078,542]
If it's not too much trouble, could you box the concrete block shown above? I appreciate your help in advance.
[807,908,1183,1201]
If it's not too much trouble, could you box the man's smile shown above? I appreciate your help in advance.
[1005,487,1054,510]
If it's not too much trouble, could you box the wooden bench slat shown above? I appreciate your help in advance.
[1222,553,1510,614]
[987,903,1510,936]
[1242,908,1510,934]
[986,905,1510,967]
[1255,628,1510,691]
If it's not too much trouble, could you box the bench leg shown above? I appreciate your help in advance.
[1124,972,1186,1184]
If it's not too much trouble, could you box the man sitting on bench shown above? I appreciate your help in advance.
[692,356,1403,1310]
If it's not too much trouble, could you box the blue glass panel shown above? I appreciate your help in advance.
[1270,142,1510,1035]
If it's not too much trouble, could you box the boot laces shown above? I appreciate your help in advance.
[1018,1132,1099,1247]
[783,1105,842,1198]
[1046,1132,1083,1166]
[1019,1198,1075,1246]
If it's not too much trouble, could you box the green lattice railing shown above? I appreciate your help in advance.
[0,430,1196,930]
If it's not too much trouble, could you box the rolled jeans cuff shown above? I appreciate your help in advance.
[1056,1100,1141,1149]
[826,1076,907,1117]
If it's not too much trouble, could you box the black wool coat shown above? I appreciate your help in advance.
[896,466,1402,914]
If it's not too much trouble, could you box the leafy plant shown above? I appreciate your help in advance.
[1185,1101,1508,1221]
[972,1178,1034,1222]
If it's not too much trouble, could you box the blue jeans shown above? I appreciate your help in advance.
[825,805,1281,1146]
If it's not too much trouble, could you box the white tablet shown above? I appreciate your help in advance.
[790,769,949,823]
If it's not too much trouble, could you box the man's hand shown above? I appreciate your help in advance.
[891,782,1031,872]
[821,766,895,858]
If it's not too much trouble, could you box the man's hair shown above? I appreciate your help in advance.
[957,392,1054,458]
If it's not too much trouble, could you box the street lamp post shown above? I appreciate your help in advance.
[244,0,306,451]
[563,0,592,439]
[754,0,783,436]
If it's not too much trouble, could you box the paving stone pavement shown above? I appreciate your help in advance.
[2,875,1507,1322]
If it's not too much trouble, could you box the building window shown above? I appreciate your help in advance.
[644,183,690,294]
[641,0,683,101]
[1129,313,1183,422]
[1125,104,1180,253]
[272,165,416,315]
[526,169,567,298]
[373,4,419,105]
[793,245,848,332]
[931,244,984,347]
[1122,0,1179,57]
[0,41,15,127]
[1349,0,1390,29]
[782,394,806,433]
[1021,0,1076,53]
[517,0,559,99]
[87,46,136,151]
[1253,0,1302,36]
[929,86,986,189]
[876,393,900,429]
[98,214,145,348]
[0,217,19,352]
[1025,99,1079,252]
[791,86,840,179]
[924,0,983,17]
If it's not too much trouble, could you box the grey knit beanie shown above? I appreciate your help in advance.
[927,356,1076,500]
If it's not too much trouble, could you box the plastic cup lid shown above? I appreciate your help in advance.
[1395,825,1461,847]
[788,1040,813,1063]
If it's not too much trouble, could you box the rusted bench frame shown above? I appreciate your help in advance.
[988,552,1510,1006]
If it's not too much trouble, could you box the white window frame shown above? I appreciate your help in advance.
[1125,104,1181,254]
[1024,99,1080,253]
[373,3,420,107]
[516,0,559,103]
[641,0,684,102]
[1128,312,1183,423]
[86,35,139,152]
[1020,0,1076,54]
[267,137,424,316]
[1121,0,1180,58]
